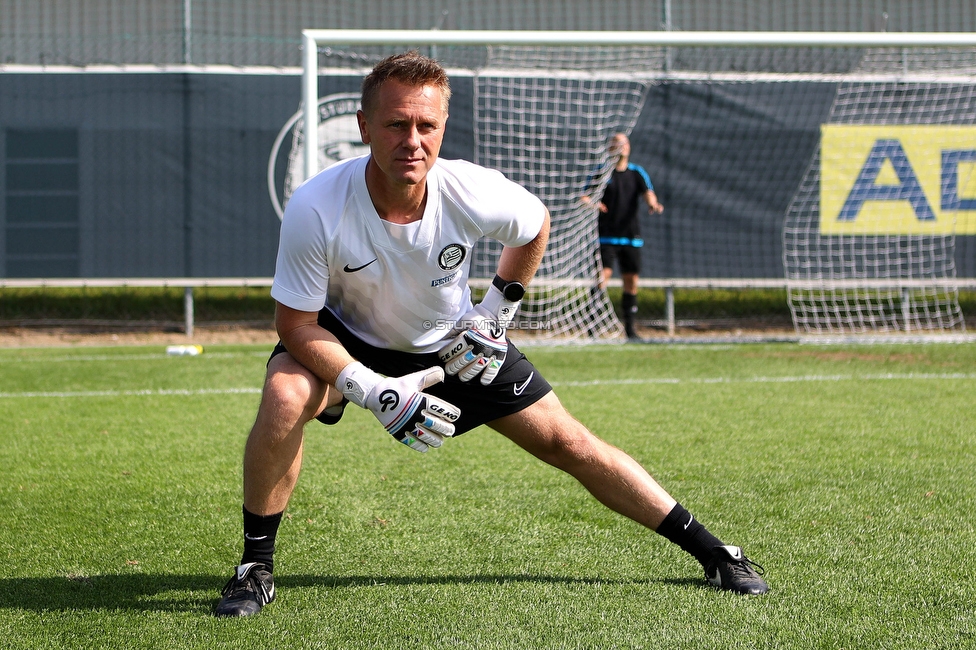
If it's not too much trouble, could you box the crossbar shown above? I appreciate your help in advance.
[302,29,976,49]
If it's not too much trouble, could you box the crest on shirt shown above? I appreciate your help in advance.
[438,244,466,271]
[268,93,368,220]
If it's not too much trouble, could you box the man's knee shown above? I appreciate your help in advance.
[499,401,602,468]
[260,357,330,425]
[544,423,604,468]
[529,413,602,470]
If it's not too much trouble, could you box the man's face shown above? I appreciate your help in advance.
[610,134,630,158]
[357,79,448,187]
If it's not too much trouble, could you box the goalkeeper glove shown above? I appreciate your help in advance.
[336,362,461,453]
[437,279,522,385]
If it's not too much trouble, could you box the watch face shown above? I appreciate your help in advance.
[504,282,525,301]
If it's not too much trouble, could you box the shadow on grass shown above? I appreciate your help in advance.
[0,573,706,613]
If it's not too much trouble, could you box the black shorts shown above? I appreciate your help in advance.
[599,244,642,276]
[268,309,552,435]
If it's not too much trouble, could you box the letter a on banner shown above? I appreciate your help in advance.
[838,139,936,222]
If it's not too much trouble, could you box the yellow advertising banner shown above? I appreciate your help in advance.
[820,125,976,234]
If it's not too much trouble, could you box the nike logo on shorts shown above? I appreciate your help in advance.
[343,259,377,273]
[513,372,534,396]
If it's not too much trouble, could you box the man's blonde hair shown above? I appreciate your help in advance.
[360,51,451,116]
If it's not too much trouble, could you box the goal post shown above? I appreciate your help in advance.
[293,29,976,340]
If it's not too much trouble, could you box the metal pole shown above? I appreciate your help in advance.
[184,286,195,338]
[666,285,675,336]
[183,0,192,64]
[182,0,193,336]
[182,73,193,293]
[302,32,319,182]
[902,287,911,332]
[662,0,673,70]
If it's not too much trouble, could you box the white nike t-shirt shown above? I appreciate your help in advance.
[271,155,546,353]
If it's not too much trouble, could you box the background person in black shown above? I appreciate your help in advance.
[582,133,664,340]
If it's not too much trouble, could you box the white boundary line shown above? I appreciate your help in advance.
[0,387,262,399]
[1,372,973,400]
[551,372,976,388]
[0,351,268,363]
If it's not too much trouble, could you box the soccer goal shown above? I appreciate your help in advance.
[291,29,976,340]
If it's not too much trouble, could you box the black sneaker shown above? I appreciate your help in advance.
[214,562,275,617]
[705,545,769,595]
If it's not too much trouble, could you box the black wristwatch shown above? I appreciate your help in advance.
[492,274,526,301]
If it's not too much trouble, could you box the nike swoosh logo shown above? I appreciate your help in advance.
[343,259,377,273]
[236,562,259,580]
[244,534,268,541]
[513,372,534,396]
[684,515,694,530]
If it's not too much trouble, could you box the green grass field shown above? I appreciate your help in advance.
[1,341,974,649]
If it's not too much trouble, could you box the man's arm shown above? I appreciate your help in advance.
[495,208,550,285]
[274,302,355,386]
[645,189,664,214]
[275,302,460,453]
[581,195,609,213]
[437,210,550,385]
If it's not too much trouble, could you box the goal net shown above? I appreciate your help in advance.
[783,47,976,335]
[470,46,659,340]
[288,36,669,341]
[285,31,976,341]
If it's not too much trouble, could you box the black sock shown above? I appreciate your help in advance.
[241,506,283,572]
[621,292,638,335]
[655,503,725,568]
[621,292,638,320]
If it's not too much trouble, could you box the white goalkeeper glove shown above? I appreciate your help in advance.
[437,280,522,386]
[336,362,461,453]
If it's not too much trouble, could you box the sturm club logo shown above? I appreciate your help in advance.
[437,244,466,270]
[268,93,368,220]
[431,243,466,287]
